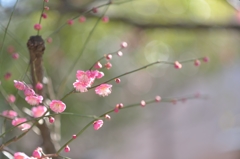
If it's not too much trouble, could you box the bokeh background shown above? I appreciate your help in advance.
[1,0,240,159]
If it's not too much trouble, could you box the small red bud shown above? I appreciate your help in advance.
[72,134,77,139]
[106,54,112,60]
[49,116,55,123]
[115,78,121,83]
[92,7,98,13]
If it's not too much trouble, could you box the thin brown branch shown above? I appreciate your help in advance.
[27,36,58,158]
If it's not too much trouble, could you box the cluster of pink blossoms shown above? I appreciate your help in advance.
[14,80,66,114]
[1,80,67,131]
[14,80,44,107]
[73,70,112,97]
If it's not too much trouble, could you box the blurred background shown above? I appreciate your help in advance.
[0,0,240,158]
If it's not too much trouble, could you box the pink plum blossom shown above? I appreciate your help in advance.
[49,100,66,113]
[93,120,103,130]
[74,70,101,92]
[14,80,26,90]
[2,110,18,119]
[7,94,16,103]
[14,152,30,159]
[76,70,92,87]
[95,84,112,97]
[24,88,35,96]
[25,95,43,105]
[31,106,47,118]
[12,118,31,131]
[73,80,88,92]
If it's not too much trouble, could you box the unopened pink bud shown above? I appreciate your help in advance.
[96,71,104,79]
[119,103,124,109]
[42,13,47,19]
[92,7,98,13]
[174,61,182,69]
[12,53,19,59]
[155,96,161,102]
[64,145,70,152]
[114,107,119,113]
[117,51,123,56]
[79,16,86,23]
[105,114,111,120]
[203,56,209,62]
[102,16,109,23]
[194,60,201,66]
[72,134,77,139]
[47,37,52,43]
[45,0,49,2]
[67,19,74,25]
[121,42,128,48]
[4,72,11,80]
[93,120,103,130]
[32,149,42,158]
[106,54,112,60]
[34,24,42,30]
[94,61,102,69]
[115,78,121,83]
[44,6,49,10]
[49,116,55,123]
[140,100,146,107]
[105,62,112,69]
[35,82,43,90]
